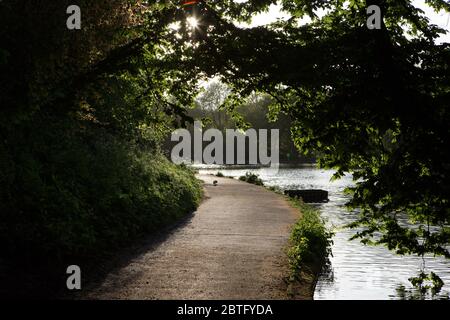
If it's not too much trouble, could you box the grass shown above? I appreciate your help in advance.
[286,198,333,284]
[238,172,264,186]
[0,125,203,297]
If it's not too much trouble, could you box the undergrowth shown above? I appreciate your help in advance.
[287,198,333,282]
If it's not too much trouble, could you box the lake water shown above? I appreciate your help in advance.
[198,165,450,300]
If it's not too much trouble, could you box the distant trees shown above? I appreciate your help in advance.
[188,81,312,163]
[194,80,231,128]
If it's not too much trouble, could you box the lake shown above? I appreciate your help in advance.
[198,165,450,300]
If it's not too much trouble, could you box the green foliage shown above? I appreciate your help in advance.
[408,271,445,297]
[287,199,333,280]
[215,171,225,177]
[238,172,265,186]
[0,118,202,262]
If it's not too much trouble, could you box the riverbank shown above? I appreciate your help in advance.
[285,197,333,299]
[83,174,318,299]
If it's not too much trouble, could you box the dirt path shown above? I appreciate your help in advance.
[84,175,301,299]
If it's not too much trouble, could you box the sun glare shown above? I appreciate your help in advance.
[187,16,199,29]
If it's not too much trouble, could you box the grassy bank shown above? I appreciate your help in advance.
[0,123,202,297]
[286,198,333,297]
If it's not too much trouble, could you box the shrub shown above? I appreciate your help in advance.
[0,120,202,265]
[238,172,264,186]
[287,199,333,280]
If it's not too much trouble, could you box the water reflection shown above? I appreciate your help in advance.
[198,165,450,300]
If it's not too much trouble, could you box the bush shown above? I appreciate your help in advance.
[238,172,264,186]
[216,172,224,177]
[287,199,333,280]
[0,119,202,265]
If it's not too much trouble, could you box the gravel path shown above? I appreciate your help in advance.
[84,175,301,299]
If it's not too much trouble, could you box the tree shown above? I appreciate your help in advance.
[195,80,230,127]
[161,0,450,289]
[190,83,309,162]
